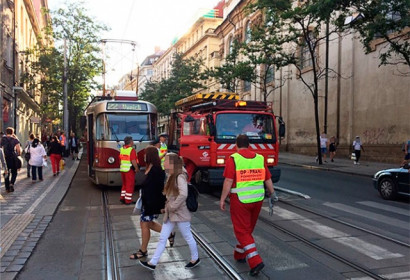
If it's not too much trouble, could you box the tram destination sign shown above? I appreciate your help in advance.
[106,102,148,111]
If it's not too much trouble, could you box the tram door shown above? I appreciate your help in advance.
[87,114,95,179]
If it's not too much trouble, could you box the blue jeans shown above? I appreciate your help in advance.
[32,166,43,180]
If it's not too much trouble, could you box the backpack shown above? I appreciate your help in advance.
[186,183,199,212]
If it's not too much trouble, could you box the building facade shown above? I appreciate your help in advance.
[0,0,50,145]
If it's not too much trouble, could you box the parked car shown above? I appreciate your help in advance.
[373,164,410,200]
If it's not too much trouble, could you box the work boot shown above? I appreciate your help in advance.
[249,262,265,277]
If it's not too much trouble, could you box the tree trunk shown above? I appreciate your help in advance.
[314,93,322,165]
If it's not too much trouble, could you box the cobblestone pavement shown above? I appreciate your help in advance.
[0,156,80,280]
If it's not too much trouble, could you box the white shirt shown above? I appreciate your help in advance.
[320,136,328,148]
[353,140,362,151]
[28,144,46,167]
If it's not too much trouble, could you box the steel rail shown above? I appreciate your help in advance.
[102,192,120,280]
[191,229,243,280]
[280,200,410,248]
[259,214,388,280]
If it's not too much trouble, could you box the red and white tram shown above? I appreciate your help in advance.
[84,90,157,186]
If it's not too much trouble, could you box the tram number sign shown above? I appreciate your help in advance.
[106,102,148,111]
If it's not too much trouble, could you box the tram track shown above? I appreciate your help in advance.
[208,190,407,280]
[102,191,120,280]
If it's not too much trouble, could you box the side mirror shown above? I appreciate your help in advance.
[278,117,285,138]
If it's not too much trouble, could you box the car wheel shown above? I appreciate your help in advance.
[378,177,397,200]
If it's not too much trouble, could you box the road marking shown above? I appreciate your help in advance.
[323,202,409,230]
[267,207,403,260]
[357,201,410,216]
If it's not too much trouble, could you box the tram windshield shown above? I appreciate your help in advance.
[96,113,156,141]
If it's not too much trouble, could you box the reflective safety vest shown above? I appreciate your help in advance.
[119,146,133,172]
[230,153,265,203]
[60,135,66,146]
[159,143,167,169]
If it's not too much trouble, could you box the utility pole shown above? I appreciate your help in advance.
[63,39,69,136]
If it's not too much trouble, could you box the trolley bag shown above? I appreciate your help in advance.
[186,183,199,212]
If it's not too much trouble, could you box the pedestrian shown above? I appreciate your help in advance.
[119,136,139,205]
[329,136,337,162]
[69,132,79,160]
[219,134,276,277]
[59,131,67,157]
[24,133,35,177]
[29,138,47,182]
[158,133,168,169]
[352,136,365,165]
[319,132,329,163]
[48,136,63,176]
[0,148,8,191]
[1,127,21,192]
[140,152,200,271]
[129,146,166,260]
[401,139,410,166]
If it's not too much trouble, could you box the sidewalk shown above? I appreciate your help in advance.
[278,152,400,177]
[0,155,80,280]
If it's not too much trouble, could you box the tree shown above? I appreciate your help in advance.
[335,0,410,75]
[254,0,344,164]
[140,53,207,115]
[22,2,107,134]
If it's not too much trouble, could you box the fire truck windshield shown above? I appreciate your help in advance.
[96,113,155,141]
[215,113,275,142]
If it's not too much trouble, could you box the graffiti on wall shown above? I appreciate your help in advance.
[363,128,385,144]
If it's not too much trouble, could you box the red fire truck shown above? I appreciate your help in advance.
[168,92,285,193]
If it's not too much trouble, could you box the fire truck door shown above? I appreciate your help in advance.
[179,116,211,167]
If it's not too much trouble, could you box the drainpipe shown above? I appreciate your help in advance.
[12,0,17,130]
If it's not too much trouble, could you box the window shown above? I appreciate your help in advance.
[215,113,275,142]
[244,80,251,92]
[227,36,234,55]
[182,117,208,136]
[266,65,274,83]
[6,36,13,68]
[96,113,155,141]
[244,21,251,43]
[300,31,314,69]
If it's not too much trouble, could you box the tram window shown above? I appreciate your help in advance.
[96,113,153,141]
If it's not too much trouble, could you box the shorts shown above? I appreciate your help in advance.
[321,147,327,154]
[405,154,410,161]
[329,143,336,152]
[140,207,159,222]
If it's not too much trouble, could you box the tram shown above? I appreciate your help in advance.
[83,90,157,186]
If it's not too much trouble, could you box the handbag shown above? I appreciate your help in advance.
[186,183,199,212]
[24,144,31,161]
[16,156,23,169]
[133,190,143,215]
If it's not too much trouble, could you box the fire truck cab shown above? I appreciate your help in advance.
[168,92,285,193]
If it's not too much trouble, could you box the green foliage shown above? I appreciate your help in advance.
[139,53,207,115]
[22,2,107,133]
[335,0,410,70]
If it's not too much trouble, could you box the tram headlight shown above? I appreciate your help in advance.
[107,157,115,164]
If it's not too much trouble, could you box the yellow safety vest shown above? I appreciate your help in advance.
[159,143,167,169]
[119,147,133,172]
[230,153,265,203]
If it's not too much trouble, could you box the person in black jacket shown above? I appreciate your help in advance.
[48,136,63,176]
[130,146,166,260]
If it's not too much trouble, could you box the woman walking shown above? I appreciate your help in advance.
[24,134,35,177]
[48,136,63,176]
[130,146,166,260]
[140,153,200,270]
[29,139,47,182]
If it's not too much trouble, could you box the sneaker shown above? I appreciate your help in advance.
[249,262,265,276]
[139,260,156,270]
[354,161,357,165]
[185,258,200,268]
[315,156,318,163]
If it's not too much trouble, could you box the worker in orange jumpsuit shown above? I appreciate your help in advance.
[119,136,139,205]
[220,134,276,277]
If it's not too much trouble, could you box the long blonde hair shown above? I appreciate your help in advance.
[163,153,185,197]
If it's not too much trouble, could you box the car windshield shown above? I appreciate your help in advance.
[96,113,156,141]
[215,113,275,142]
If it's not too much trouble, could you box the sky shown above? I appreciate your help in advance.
[48,0,220,87]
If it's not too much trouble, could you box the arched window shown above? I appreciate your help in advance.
[227,36,234,55]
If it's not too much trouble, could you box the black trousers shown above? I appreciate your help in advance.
[354,150,361,162]
[4,168,18,189]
